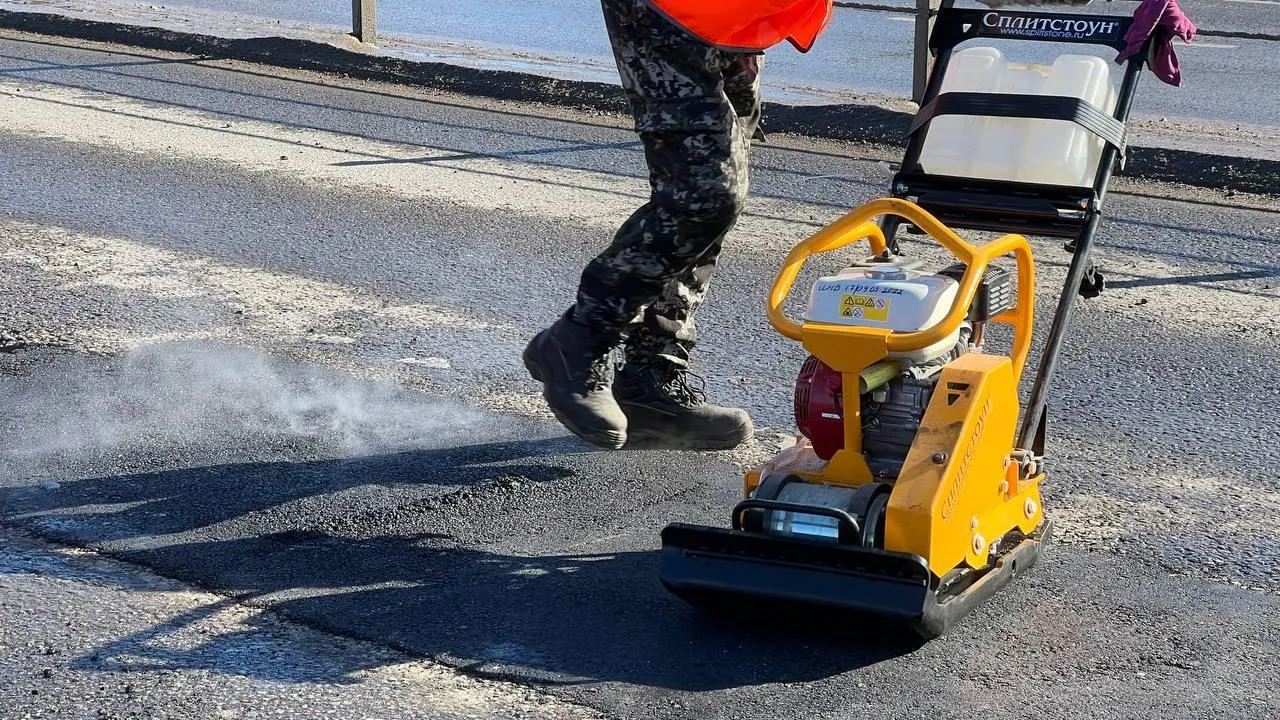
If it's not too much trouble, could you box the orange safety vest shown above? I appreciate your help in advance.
[644,0,834,53]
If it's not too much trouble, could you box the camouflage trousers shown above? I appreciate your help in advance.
[570,0,764,368]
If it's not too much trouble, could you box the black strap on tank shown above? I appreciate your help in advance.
[908,92,1128,157]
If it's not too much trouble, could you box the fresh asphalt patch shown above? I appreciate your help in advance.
[2,343,1277,720]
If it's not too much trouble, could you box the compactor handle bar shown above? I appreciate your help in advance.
[767,198,1035,381]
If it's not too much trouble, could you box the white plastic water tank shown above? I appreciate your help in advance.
[917,46,1005,179]
[969,60,1049,183]
[1019,54,1118,185]
[916,46,1119,188]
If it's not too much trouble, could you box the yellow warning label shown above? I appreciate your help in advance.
[839,294,890,321]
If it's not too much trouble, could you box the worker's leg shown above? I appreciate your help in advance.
[621,51,763,367]
[523,0,754,450]
[577,0,751,338]
[612,51,763,450]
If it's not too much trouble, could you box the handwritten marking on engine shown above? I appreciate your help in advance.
[815,281,905,295]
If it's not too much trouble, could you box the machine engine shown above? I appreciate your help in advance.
[794,255,1012,478]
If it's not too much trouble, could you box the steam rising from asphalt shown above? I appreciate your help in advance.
[0,341,482,472]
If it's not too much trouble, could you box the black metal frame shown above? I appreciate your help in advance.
[882,1,1155,456]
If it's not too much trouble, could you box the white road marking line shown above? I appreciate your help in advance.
[1177,39,1238,49]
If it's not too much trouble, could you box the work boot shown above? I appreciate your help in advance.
[523,311,628,450]
[612,359,753,451]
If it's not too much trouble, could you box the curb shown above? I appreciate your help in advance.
[2,9,1278,197]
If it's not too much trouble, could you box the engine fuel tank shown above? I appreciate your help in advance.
[804,267,961,362]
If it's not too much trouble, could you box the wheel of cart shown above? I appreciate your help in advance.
[881,0,1158,451]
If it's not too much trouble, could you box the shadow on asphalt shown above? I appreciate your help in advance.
[2,443,918,692]
[4,438,579,538]
[126,534,919,692]
[64,595,398,685]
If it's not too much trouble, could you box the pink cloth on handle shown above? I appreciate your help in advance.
[1117,0,1197,86]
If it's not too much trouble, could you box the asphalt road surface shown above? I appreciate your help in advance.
[2,29,1280,720]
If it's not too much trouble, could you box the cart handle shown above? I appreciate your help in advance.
[767,198,1035,381]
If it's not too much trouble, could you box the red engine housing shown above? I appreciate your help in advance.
[793,354,846,461]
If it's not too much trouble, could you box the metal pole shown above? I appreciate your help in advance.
[352,0,376,44]
[1015,57,1148,453]
[912,0,940,104]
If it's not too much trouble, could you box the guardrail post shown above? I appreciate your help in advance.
[352,0,376,44]
[913,0,942,104]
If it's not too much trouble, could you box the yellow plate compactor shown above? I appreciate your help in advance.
[660,200,1047,640]
[658,2,1159,639]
